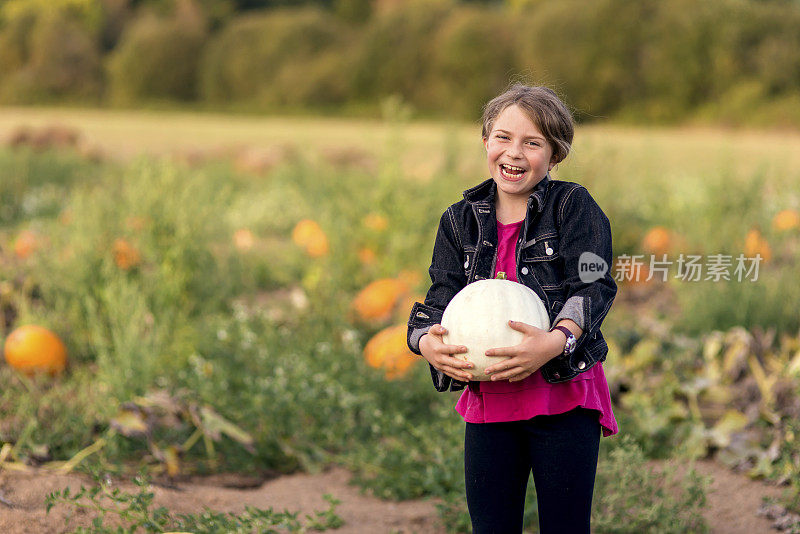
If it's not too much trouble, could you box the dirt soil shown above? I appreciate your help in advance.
[0,459,789,533]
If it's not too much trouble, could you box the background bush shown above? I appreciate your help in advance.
[2,0,800,126]
[200,7,353,109]
[0,13,103,103]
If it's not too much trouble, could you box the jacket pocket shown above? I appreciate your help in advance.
[522,233,564,290]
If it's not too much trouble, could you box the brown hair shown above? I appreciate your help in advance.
[481,84,574,164]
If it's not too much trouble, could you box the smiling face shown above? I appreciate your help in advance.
[483,104,556,209]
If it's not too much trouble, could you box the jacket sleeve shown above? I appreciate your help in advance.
[407,206,469,392]
[550,186,617,352]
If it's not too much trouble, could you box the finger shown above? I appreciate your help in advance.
[508,320,542,334]
[484,357,514,375]
[442,366,473,381]
[430,324,448,336]
[485,346,518,358]
[490,366,526,381]
[441,343,468,355]
[440,354,473,369]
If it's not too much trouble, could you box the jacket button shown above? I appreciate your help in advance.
[464,259,469,269]
[483,240,492,247]
[577,361,586,370]
[521,267,529,275]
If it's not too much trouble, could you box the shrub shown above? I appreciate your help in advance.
[351,0,453,109]
[106,13,205,104]
[199,7,353,108]
[427,6,519,118]
[0,11,33,75]
[0,13,103,103]
[515,0,650,120]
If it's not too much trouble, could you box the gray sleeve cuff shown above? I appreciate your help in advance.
[408,325,432,355]
[550,295,585,331]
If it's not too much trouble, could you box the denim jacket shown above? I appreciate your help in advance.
[406,174,617,392]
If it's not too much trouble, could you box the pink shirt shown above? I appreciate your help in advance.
[454,219,618,437]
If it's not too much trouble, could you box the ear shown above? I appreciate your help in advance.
[483,137,488,151]
[548,155,558,171]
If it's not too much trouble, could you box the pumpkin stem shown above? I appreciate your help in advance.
[495,272,506,280]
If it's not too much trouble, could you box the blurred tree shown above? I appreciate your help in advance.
[200,7,353,107]
[98,0,134,51]
[352,0,454,107]
[0,12,103,103]
[515,0,652,120]
[333,0,371,23]
[106,5,207,103]
[427,6,518,117]
[0,0,104,34]
[125,0,235,28]
[0,8,32,73]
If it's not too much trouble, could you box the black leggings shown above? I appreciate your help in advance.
[464,407,601,534]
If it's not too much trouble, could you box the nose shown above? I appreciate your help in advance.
[507,140,524,159]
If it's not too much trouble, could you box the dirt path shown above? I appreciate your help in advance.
[0,459,789,533]
[652,459,787,534]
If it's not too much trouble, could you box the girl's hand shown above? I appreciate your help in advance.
[419,324,474,382]
[483,321,566,382]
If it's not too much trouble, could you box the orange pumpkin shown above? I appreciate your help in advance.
[358,247,377,265]
[641,226,672,256]
[772,210,800,232]
[291,219,329,258]
[4,325,68,376]
[13,230,40,259]
[113,238,141,270]
[233,228,255,252]
[364,324,417,379]
[744,229,771,262]
[352,278,408,322]
[363,212,388,232]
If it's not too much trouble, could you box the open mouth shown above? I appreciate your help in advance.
[499,163,527,181]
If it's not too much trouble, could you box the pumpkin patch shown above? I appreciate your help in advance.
[364,324,418,379]
[352,278,409,322]
[4,324,68,376]
[744,229,771,262]
[291,219,329,257]
[113,238,142,270]
[772,209,800,232]
[642,226,672,256]
[13,230,40,259]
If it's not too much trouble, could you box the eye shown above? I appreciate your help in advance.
[496,134,510,140]
[526,141,540,147]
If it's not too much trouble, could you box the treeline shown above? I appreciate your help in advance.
[1,0,800,126]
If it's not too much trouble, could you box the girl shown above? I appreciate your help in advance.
[406,84,618,533]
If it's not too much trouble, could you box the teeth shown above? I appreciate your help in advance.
[501,164,525,172]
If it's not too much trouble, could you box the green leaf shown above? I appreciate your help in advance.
[199,405,256,453]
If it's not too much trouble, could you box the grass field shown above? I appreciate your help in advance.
[1,106,800,532]
[4,105,800,178]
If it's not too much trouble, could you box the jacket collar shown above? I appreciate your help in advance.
[462,173,551,213]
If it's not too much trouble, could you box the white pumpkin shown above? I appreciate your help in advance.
[441,273,550,381]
